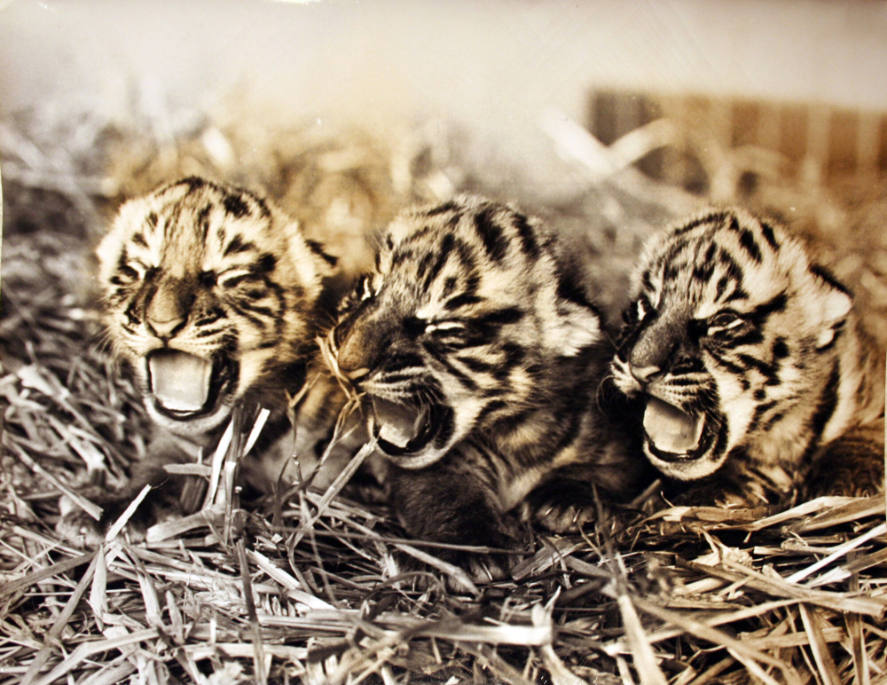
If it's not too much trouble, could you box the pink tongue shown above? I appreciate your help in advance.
[148,351,212,412]
[371,398,423,448]
[643,397,703,454]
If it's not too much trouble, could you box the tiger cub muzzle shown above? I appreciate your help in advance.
[133,278,238,421]
[145,350,235,419]
[331,308,455,469]
[614,311,727,480]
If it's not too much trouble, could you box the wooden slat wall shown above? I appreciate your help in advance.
[587,90,887,190]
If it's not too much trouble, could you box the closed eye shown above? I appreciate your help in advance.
[706,309,746,336]
[115,259,149,284]
[359,274,376,301]
[119,263,139,280]
[425,321,467,334]
[338,275,378,315]
[218,268,258,288]
[403,317,467,339]
[633,295,656,323]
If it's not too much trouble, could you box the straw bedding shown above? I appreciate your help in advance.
[1,97,885,684]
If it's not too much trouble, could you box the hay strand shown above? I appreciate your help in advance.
[2,95,885,683]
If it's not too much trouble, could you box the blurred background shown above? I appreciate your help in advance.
[2,4,886,681]
[3,0,887,184]
[3,0,886,440]
[3,0,887,314]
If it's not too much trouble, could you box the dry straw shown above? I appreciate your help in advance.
[1,95,885,683]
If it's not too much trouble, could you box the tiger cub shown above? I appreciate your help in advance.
[611,207,884,505]
[326,195,646,550]
[60,177,351,541]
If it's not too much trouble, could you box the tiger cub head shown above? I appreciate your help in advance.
[97,177,333,437]
[611,208,861,490]
[327,195,603,469]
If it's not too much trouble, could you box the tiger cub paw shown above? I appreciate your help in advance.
[804,428,885,499]
[524,480,598,534]
[56,496,106,547]
[388,464,526,579]
[532,500,595,534]
[396,548,513,592]
[56,492,149,547]
[463,554,511,584]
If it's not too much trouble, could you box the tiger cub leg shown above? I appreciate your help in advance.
[385,445,526,576]
[523,479,601,534]
[57,438,204,546]
[803,422,885,499]
[523,439,654,534]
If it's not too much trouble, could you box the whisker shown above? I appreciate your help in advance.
[297,394,367,491]
[316,330,361,403]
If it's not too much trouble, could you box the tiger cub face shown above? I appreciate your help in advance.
[328,195,602,469]
[611,208,864,493]
[97,177,332,438]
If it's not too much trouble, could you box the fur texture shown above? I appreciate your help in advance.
[97,177,331,436]
[611,207,884,504]
[60,177,354,541]
[327,195,646,550]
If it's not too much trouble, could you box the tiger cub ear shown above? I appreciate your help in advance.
[96,196,147,283]
[285,222,338,285]
[545,300,603,356]
[808,264,852,350]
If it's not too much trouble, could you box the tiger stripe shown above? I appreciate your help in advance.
[96,176,333,439]
[611,206,883,502]
[327,194,644,549]
[59,174,375,544]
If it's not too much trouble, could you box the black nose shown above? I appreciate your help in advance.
[630,364,660,384]
[144,281,191,341]
[333,321,348,350]
[628,314,683,372]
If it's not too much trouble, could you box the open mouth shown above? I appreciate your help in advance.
[146,350,233,419]
[642,396,712,463]
[368,397,449,463]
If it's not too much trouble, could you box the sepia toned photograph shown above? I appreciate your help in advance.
[1,1,885,682]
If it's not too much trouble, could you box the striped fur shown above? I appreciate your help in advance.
[97,176,332,440]
[611,207,883,503]
[60,177,351,543]
[328,196,645,547]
